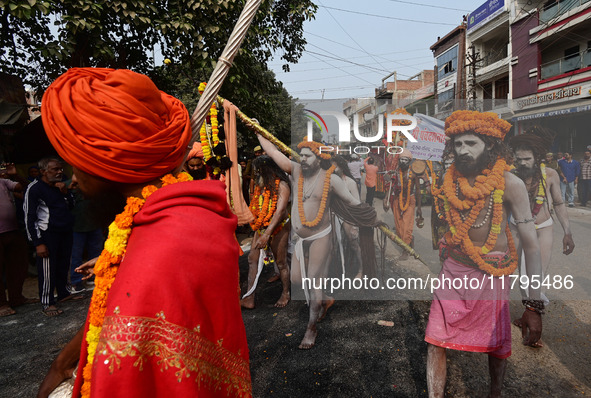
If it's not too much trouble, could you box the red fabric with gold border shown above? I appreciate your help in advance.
[73,180,251,397]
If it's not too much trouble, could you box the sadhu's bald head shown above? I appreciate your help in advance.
[42,68,192,184]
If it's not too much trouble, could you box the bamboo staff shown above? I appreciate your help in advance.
[189,0,263,144]
[221,97,421,260]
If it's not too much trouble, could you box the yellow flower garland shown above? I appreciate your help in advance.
[81,172,192,398]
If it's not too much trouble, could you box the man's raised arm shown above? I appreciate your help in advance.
[257,135,292,174]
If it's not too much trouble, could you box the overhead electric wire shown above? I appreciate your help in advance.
[319,5,458,26]
[384,0,470,12]
[318,1,391,72]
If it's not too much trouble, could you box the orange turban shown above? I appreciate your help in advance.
[445,110,511,140]
[41,68,192,183]
[187,142,204,160]
[297,140,331,160]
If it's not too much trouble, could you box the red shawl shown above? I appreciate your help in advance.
[73,180,251,397]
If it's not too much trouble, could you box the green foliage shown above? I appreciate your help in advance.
[151,53,297,156]
[0,0,317,95]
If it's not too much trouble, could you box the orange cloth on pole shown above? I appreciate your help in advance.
[41,68,192,183]
[222,99,254,226]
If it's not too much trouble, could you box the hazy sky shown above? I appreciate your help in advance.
[268,0,486,100]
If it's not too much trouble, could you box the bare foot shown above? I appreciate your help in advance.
[274,292,290,308]
[317,296,335,322]
[512,317,523,328]
[529,339,544,348]
[240,295,255,309]
[42,305,64,317]
[354,272,362,280]
[0,305,16,317]
[267,273,280,283]
[298,326,317,349]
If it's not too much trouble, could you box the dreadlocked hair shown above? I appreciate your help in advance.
[331,155,354,179]
[442,132,514,167]
[509,126,555,165]
[252,155,290,191]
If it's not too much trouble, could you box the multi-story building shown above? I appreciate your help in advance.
[511,0,591,151]
[430,25,467,119]
[466,0,512,117]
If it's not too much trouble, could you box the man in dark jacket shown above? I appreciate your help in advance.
[24,157,76,316]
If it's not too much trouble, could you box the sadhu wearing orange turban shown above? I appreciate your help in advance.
[38,68,252,398]
[424,110,544,396]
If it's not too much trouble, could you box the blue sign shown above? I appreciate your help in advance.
[467,0,505,30]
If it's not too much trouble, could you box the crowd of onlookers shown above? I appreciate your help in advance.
[1,158,102,317]
[545,147,591,207]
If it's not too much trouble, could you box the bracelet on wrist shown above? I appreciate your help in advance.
[522,299,545,315]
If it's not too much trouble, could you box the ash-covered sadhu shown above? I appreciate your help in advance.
[425,110,543,398]
[39,68,251,398]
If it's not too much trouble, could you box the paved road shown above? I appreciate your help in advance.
[1,203,590,397]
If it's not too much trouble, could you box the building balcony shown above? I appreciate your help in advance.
[476,56,510,83]
[540,0,591,23]
[540,49,591,79]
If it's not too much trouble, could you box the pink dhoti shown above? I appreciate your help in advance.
[425,250,512,359]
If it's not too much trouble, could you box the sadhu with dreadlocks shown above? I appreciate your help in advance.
[240,155,291,309]
[509,126,575,343]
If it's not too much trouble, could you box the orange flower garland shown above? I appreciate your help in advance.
[298,165,336,227]
[398,169,413,212]
[80,172,192,398]
[441,158,517,277]
[427,160,444,220]
[250,179,280,231]
[444,110,512,140]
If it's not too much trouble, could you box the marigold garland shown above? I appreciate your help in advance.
[80,172,192,398]
[297,140,332,160]
[531,164,546,217]
[441,158,517,276]
[250,179,280,231]
[398,169,413,212]
[444,110,512,140]
[298,165,336,227]
[427,161,444,220]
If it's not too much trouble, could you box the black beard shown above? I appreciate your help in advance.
[301,165,317,177]
[516,166,536,180]
[399,162,410,171]
[455,149,490,176]
[189,167,207,180]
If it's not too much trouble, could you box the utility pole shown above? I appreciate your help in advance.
[465,44,481,110]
